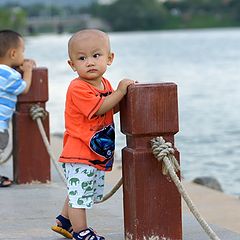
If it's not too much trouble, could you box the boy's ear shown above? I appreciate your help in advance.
[9,48,17,59]
[68,59,76,71]
[107,52,114,66]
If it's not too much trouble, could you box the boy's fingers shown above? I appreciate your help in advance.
[24,59,37,67]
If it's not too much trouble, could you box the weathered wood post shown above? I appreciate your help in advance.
[120,83,182,240]
[12,67,50,184]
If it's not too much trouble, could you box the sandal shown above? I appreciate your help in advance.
[0,176,12,187]
[73,228,105,240]
[51,215,73,239]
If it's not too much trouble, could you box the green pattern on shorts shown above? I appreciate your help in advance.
[69,177,80,186]
[64,163,105,209]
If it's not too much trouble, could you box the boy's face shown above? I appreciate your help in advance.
[10,37,25,67]
[68,32,114,84]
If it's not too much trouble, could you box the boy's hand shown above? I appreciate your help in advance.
[117,79,135,95]
[20,59,36,72]
[95,79,136,116]
[19,59,36,94]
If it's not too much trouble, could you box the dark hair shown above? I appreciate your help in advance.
[0,29,22,57]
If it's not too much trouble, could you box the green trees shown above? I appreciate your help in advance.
[89,0,240,31]
[0,7,26,32]
[163,0,240,29]
[91,0,168,31]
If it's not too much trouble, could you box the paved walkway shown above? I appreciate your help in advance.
[1,136,240,239]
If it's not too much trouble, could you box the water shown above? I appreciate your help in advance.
[25,28,240,196]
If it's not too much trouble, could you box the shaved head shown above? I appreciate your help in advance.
[68,29,111,59]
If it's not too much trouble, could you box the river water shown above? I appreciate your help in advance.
[25,28,240,196]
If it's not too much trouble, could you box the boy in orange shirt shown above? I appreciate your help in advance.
[51,29,135,240]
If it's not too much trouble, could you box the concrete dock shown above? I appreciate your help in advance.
[0,136,240,239]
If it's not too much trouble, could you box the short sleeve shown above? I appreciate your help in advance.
[6,78,26,95]
[0,66,26,95]
[70,81,105,119]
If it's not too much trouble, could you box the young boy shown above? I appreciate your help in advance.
[0,29,35,187]
[51,29,135,239]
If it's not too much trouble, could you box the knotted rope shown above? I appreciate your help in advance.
[151,136,221,240]
[30,104,120,203]
[29,104,48,121]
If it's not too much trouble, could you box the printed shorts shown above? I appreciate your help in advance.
[63,163,105,209]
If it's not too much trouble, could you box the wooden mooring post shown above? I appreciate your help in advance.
[120,83,182,240]
[12,67,50,184]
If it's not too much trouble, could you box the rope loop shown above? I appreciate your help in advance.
[151,136,180,175]
[29,104,48,121]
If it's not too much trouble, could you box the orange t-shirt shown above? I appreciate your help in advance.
[59,77,115,171]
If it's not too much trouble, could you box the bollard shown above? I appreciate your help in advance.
[12,67,50,184]
[120,83,182,240]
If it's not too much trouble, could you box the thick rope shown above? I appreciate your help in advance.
[151,136,221,240]
[29,104,121,203]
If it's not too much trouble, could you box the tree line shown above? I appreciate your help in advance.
[1,0,240,33]
[88,0,240,31]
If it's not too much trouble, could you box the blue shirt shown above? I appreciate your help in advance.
[0,64,26,130]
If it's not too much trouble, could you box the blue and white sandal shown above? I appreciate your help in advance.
[51,215,73,239]
[73,228,105,240]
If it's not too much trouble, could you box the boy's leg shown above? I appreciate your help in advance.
[68,207,87,233]
[52,197,73,239]
[65,163,91,232]
[54,196,70,225]
[60,196,70,219]
[58,195,88,237]
[65,163,105,239]
[52,162,73,238]
[0,130,12,187]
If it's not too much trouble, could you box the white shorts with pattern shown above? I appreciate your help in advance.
[63,163,105,209]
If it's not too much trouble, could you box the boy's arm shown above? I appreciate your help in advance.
[95,79,135,116]
[20,59,36,94]
[95,89,124,115]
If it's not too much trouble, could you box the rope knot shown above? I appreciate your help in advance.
[151,136,180,175]
[29,104,48,121]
